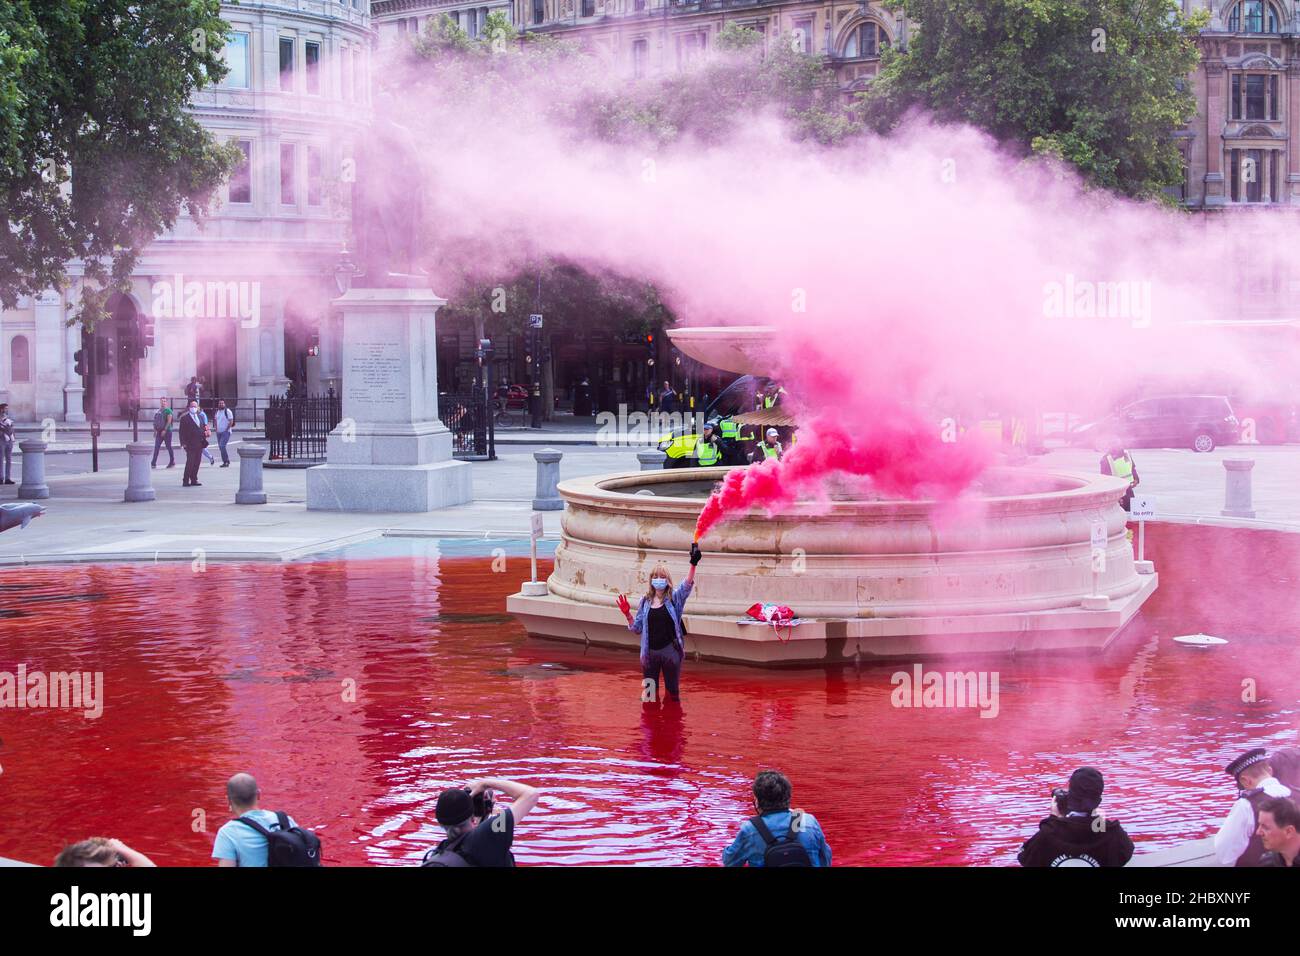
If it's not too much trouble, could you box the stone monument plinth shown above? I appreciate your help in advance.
[305,282,472,512]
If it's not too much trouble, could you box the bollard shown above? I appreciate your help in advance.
[123,442,156,502]
[235,444,268,504]
[1221,458,1256,519]
[636,448,666,471]
[17,439,48,500]
[532,448,563,511]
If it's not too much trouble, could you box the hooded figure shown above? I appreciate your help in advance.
[1017,767,1134,867]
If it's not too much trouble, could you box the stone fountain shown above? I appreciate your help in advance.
[506,327,1157,664]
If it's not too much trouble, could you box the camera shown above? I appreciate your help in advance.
[1051,787,1069,814]
[468,787,493,819]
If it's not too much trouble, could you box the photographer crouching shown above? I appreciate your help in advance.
[423,777,541,867]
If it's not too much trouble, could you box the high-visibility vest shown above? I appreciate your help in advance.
[759,442,781,459]
[763,387,787,409]
[1107,454,1134,482]
[663,434,697,459]
[696,439,721,466]
[718,419,740,440]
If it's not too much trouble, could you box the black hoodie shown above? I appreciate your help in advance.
[1017,814,1135,867]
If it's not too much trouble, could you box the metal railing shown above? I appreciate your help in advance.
[265,392,342,462]
[439,391,496,461]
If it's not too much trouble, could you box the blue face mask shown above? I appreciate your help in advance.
[651,578,668,591]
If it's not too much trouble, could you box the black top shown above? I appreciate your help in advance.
[1017,815,1135,867]
[647,603,676,651]
[457,807,515,867]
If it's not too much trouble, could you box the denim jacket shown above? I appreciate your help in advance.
[627,579,693,658]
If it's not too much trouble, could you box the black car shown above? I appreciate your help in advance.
[1070,394,1240,453]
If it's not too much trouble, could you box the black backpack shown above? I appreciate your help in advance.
[750,812,813,867]
[421,831,475,868]
[234,811,322,867]
[153,410,165,432]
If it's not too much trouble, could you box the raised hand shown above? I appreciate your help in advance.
[689,542,702,566]
[617,594,631,619]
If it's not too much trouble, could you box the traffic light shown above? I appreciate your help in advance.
[307,332,320,357]
[645,332,656,367]
[95,336,113,376]
[73,345,88,379]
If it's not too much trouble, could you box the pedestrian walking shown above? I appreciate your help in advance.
[214,400,235,467]
[197,407,215,465]
[0,403,14,485]
[178,399,206,487]
[151,396,175,469]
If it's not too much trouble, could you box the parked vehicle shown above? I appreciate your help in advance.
[1069,394,1240,453]
[657,374,773,468]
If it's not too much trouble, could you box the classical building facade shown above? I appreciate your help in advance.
[372,0,515,43]
[0,1,373,423]
[1185,0,1300,206]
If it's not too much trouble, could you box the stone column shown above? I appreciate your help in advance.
[63,310,86,423]
[1222,458,1256,518]
[236,444,268,504]
[305,281,472,512]
[1205,61,1227,205]
[1263,149,1273,203]
[532,448,563,510]
[17,440,48,499]
[123,442,156,502]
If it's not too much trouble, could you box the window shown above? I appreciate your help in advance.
[532,0,544,25]
[581,0,595,15]
[229,141,252,204]
[279,37,295,91]
[633,0,645,9]
[307,146,323,206]
[1228,0,1281,33]
[351,47,360,102]
[342,45,353,101]
[1230,72,1280,120]
[1229,147,1278,202]
[843,22,889,58]
[222,32,250,88]
[10,336,29,383]
[632,38,648,78]
[676,31,704,70]
[792,19,813,54]
[280,143,296,205]
[305,41,321,94]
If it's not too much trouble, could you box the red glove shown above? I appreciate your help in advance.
[617,594,631,619]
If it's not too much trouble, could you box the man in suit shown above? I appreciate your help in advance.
[178,399,207,487]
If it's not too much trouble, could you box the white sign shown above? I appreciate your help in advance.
[529,313,544,329]
[530,512,543,541]
[1090,522,1107,549]
[1130,496,1156,520]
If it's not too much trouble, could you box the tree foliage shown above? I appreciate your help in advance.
[860,0,1205,199]
[0,0,240,323]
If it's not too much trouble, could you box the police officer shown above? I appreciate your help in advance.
[695,420,722,467]
[1214,747,1293,867]
[751,427,783,463]
[762,383,787,409]
[1100,444,1139,512]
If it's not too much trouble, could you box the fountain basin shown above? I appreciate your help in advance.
[507,466,1158,664]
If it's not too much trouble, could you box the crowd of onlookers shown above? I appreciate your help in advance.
[50,746,1300,867]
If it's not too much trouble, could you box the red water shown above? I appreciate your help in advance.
[1,523,1297,866]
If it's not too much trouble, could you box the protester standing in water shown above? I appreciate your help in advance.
[618,543,702,701]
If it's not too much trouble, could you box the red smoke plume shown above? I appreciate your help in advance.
[694,411,993,540]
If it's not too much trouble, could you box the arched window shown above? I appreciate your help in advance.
[843,21,890,58]
[1228,0,1281,33]
[9,335,29,383]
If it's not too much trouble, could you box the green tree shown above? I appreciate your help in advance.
[860,0,1205,199]
[0,0,240,323]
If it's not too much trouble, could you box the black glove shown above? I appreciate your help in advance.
[689,542,702,566]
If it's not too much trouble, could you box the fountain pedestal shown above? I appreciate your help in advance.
[306,283,472,512]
